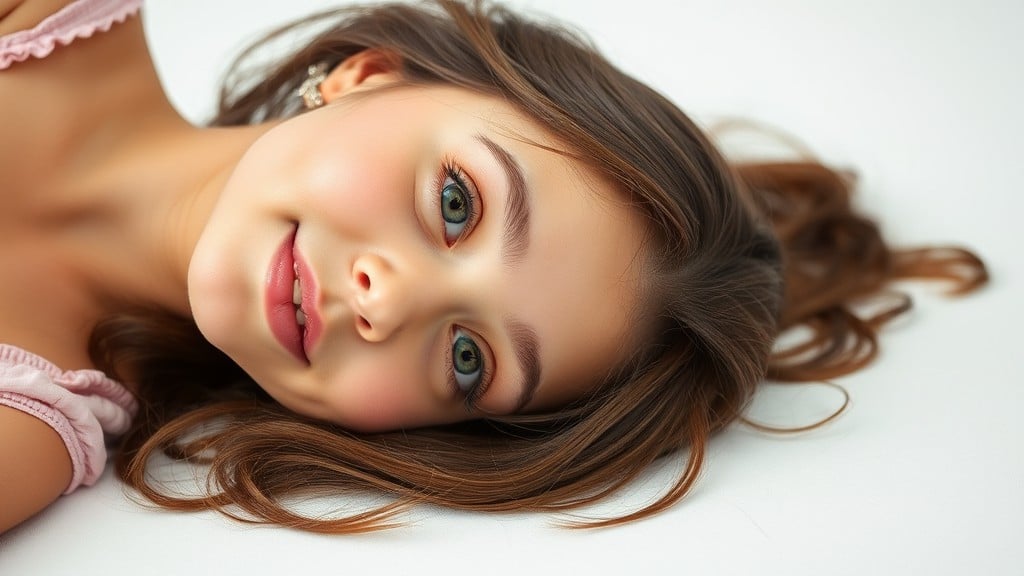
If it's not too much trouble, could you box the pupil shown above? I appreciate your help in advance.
[460,350,475,362]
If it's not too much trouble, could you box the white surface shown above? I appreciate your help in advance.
[2,1,1022,574]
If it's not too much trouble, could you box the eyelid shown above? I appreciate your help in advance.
[430,156,484,247]
[445,325,496,411]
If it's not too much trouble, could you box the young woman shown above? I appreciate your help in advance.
[0,0,986,533]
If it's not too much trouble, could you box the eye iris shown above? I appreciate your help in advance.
[442,182,469,224]
[453,336,481,374]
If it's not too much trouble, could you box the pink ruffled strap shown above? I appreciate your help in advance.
[0,344,137,493]
[0,0,143,70]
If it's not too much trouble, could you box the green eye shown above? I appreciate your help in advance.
[452,333,483,394]
[436,163,478,246]
[442,180,470,231]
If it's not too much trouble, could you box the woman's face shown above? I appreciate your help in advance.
[189,77,647,432]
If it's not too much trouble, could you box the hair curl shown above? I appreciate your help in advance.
[91,0,987,532]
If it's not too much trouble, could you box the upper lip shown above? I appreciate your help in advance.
[293,238,324,359]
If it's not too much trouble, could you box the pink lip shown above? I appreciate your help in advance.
[293,243,323,359]
[265,226,307,364]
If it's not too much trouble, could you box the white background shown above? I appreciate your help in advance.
[2,1,1022,574]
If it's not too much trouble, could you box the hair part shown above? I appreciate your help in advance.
[95,0,987,532]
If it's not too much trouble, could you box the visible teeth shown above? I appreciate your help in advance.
[296,308,307,327]
[293,278,302,306]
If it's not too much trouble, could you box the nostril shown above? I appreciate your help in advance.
[358,316,372,330]
[357,271,371,290]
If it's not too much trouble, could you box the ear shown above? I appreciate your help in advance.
[319,49,403,103]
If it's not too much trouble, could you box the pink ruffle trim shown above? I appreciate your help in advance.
[0,344,137,493]
[0,0,143,70]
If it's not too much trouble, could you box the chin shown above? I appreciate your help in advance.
[188,259,252,360]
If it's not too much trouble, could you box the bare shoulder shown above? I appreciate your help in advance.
[0,404,72,534]
[0,0,80,36]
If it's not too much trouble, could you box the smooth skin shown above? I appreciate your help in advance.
[1,1,227,532]
[0,0,94,534]
[190,58,648,432]
[0,406,72,533]
[0,1,646,530]
[0,0,78,531]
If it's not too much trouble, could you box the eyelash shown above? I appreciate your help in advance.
[431,157,482,246]
[445,327,496,412]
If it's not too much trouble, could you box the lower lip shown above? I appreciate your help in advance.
[265,226,307,364]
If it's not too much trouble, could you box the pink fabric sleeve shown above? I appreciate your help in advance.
[0,345,137,494]
[0,0,143,70]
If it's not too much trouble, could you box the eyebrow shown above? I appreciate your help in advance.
[475,134,530,266]
[505,317,542,412]
[474,133,541,411]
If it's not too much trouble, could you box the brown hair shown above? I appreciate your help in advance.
[94,0,986,532]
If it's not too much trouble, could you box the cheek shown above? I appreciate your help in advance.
[323,362,427,433]
[297,144,414,240]
[298,109,421,223]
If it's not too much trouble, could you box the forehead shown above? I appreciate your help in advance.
[504,141,646,410]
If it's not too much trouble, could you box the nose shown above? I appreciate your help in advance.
[350,252,420,342]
